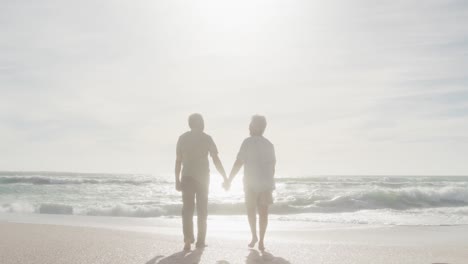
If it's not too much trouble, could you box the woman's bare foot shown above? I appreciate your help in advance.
[248,236,258,248]
[258,240,265,251]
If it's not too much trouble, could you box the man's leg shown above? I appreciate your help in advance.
[195,183,209,247]
[258,204,269,251]
[182,185,196,250]
[245,190,258,248]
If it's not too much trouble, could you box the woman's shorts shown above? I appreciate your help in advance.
[245,189,273,208]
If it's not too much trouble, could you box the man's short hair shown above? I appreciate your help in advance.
[188,113,204,131]
[251,115,267,135]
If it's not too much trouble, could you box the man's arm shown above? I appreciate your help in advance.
[208,136,227,181]
[175,157,182,191]
[212,154,227,181]
[175,137,182,192]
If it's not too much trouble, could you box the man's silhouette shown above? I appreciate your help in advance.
[225,115,276,251]
[175,113,227,251]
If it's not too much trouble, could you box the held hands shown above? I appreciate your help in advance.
[222,178,231,191]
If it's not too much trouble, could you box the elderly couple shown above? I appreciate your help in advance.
[175,113,276,251]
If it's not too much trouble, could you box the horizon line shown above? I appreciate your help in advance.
[0,170,467,177]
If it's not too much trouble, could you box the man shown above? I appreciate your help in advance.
[225,115,276,251]
[175,113,228,251]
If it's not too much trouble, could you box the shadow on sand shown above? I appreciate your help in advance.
[216,249,291,264]
[245,249,291,264]
[147,248,204,264]
[146,248,290,264]
[145,255,163,264]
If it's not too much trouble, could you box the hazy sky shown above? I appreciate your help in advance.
[1,0,468,176]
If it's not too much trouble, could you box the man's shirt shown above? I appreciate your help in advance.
[176,131,218,183]
[237,136,276,192]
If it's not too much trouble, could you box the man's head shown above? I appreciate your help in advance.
[188,113,204,131]
[249,115,267,136]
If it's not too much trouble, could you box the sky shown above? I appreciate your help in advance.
[1,0,468,176]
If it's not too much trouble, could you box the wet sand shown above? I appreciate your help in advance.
[1,215,468,264]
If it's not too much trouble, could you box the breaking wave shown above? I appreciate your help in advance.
[1,186,467,218]
[0,176,156,185]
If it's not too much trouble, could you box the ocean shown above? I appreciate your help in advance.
[1,172,468,226]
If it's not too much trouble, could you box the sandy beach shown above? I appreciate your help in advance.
[1,214,468,264]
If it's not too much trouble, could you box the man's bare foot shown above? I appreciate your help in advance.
[195,242,207,248]
[248,237,258,248]
[183,242,191,251]
[258,241,265,251]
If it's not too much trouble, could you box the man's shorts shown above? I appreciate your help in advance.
[245,189,274,208]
